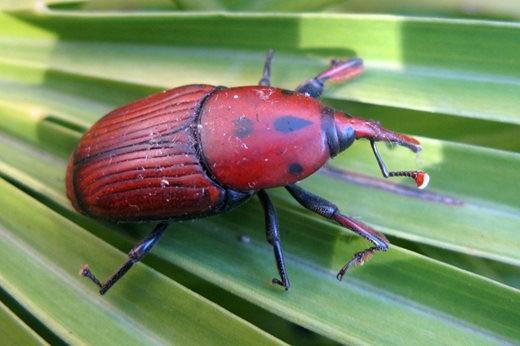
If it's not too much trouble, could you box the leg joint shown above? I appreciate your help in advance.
[128,250,141,262]
[377,241,389,252]
[266,233,280,245]
[286,184,338,218]
[328,205,339,219]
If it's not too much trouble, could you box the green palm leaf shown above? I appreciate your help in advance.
[0,5,518,345]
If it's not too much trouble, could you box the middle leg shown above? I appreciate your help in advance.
[258,48,274,87]
[257,190,290,290]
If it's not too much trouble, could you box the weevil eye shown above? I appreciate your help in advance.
[326,111,356,157]
[336,124,356,153]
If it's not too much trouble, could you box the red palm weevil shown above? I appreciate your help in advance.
[67,50,429,294]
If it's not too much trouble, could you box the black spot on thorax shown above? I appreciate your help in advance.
[288,163,304,175]
[233,116,254,138]
[274,115,312,133]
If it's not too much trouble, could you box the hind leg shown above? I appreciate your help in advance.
[80,222,169,295]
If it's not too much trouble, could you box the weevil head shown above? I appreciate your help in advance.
[329,111,422,155]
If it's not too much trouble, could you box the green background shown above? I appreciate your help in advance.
[0,1,518,344]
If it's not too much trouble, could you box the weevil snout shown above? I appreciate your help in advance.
[334,113,421,152]
[333,113,429,189]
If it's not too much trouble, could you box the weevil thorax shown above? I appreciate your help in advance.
[200,86,339,191]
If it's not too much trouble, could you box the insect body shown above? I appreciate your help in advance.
[68,50,429,295]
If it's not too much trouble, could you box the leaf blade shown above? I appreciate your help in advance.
[0,178,284,345]
[1,11,519,124]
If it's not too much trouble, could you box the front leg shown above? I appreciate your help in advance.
[285,184,388,280]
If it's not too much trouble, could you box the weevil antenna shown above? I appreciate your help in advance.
[370,141,429,189]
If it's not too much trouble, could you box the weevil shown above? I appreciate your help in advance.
[67,50,429,294]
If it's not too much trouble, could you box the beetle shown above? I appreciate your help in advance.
[67,50,429,295]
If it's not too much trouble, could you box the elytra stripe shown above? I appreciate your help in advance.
[93,101,197,136]
[82,161,199,187]
[103,86,207,121]
[93,183,213,201]
[75,128,192,166]
[86,111,195,150]
[87,172,204,196]
[78,148,197,180]
[81,159,200,191]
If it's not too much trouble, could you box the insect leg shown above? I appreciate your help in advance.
[258,48,274,86]
[296,58,363,99]
[258,190,290,290]
[285,184,388,280]
[80,221,169,295]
